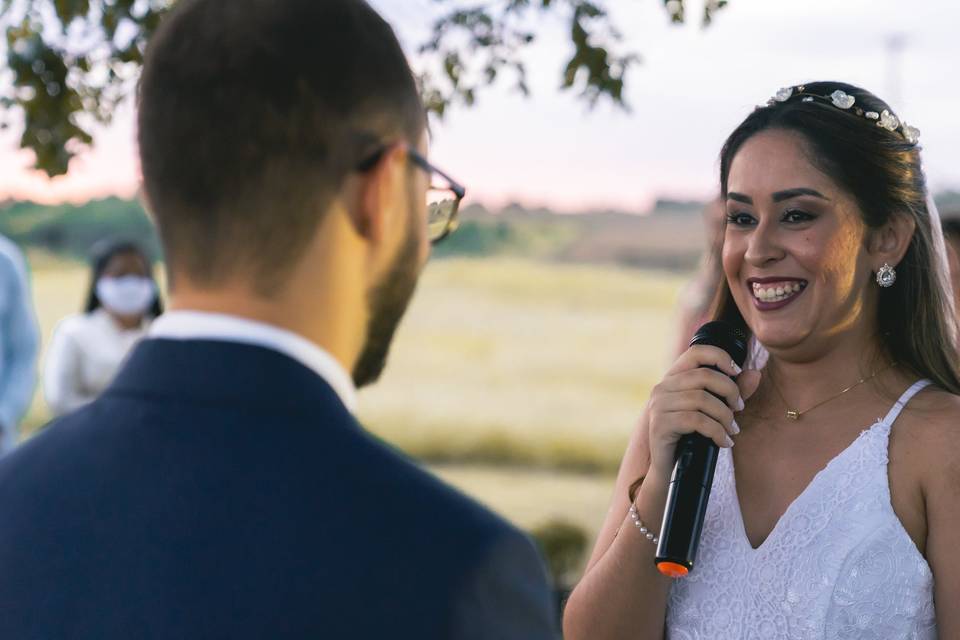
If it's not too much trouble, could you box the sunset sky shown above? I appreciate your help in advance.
[2,0,959,213]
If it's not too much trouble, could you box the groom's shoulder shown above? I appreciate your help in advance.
[355,438,550,597]
[0,402,119,501]
[360,443,559,638]
[352,430,516,541]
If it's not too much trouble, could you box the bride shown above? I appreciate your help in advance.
[563,81,960,639]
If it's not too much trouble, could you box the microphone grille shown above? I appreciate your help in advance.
[690,321,748,368]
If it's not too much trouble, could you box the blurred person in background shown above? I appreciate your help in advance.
[565,81,960,639]
[940,208,960,322]
[0,1,557,638]
[673,198,725,358]
[0,233,39,455]
[44,240,162,417]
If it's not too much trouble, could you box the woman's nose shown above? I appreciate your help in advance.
[744,217,784,267]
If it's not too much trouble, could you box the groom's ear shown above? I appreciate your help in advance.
[867,212,915,267]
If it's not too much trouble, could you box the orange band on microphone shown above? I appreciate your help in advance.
[657,561,690,578]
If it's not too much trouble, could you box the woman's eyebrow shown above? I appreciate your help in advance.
[772,188,830,202]
[726,188,830,204]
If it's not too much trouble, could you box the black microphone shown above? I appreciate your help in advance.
[654,321,747,578]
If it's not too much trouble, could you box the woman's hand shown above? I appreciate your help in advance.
[643,345,762,484]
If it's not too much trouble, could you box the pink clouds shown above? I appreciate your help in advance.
[1,101,140,205]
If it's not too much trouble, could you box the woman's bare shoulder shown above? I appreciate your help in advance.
[904,384,960,421]
[897,385,960,480]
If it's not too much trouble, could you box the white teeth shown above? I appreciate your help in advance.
[751,281,805,303]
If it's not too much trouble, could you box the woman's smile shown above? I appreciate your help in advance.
[748,277,808,310]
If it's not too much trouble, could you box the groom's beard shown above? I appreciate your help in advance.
[352,221,421,388]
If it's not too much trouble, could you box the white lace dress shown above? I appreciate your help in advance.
[665,379,937,639]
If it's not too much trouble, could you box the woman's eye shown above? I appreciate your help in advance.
[725,212,755,226]
[783,209,815,224]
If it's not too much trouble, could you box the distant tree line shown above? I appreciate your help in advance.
[6,192,959,269]
[0,197,161,262]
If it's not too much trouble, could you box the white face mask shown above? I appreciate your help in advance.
[96,276,157,317]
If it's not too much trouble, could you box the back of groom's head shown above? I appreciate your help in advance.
[138,0,425,291]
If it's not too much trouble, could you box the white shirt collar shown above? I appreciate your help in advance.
[149,311,358,414]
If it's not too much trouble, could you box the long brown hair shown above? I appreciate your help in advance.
[713,81,960,395]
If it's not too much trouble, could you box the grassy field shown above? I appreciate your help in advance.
[22,254,691,553]
[357,257,688,472]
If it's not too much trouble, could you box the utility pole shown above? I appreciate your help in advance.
[885,33,907,109]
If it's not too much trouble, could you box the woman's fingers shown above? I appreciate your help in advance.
[666,345,743,378]
[654,389,737,436]
[645,343,750,482]
[658,411,735,449]
[659,367,743,413]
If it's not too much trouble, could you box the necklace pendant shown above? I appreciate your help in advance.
[786,410,800,420]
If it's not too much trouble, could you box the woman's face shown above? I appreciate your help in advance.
[102,251,150,280]
[722,129,877,357]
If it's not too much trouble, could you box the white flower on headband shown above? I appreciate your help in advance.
[902,123,921,143]
[878,110,900,132]
[830,90,855,109]
[774,87,793,102]
[764,85,920,144]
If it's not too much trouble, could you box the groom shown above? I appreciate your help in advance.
[0,1,557,637]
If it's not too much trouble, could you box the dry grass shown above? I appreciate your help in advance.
[357,257,688,472]
[429,463,617,561]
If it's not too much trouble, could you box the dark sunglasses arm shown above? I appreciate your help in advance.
[408,149,466,199]
[355,146,465,200]
[354,147,386,172]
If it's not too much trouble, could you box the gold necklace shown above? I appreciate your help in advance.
[769,362,897,420]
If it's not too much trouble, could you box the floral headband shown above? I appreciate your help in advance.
[763,85,920,145]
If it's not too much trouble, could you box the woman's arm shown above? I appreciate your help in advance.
[563,347,759,640]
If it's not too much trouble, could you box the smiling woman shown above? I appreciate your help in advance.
[564,81,960,640]
[722,128,892,348]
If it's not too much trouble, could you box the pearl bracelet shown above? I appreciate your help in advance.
[628,502,659,544]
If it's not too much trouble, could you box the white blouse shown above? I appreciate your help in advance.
[44,309,151,417]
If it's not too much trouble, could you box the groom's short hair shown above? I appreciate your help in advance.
[138,0,425,292]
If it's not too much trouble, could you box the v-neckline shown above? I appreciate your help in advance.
[727,419,887,552]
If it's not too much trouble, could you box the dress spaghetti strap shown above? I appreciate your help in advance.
[880,379,931,427]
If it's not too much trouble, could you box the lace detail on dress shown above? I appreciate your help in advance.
[665,379,936,639]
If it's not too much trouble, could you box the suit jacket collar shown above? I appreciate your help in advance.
[149,311,357,413]
[106,338,355,423]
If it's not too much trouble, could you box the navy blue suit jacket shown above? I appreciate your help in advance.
[0,339,558,639]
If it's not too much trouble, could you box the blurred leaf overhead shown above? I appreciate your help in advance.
[1,0,726,176]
